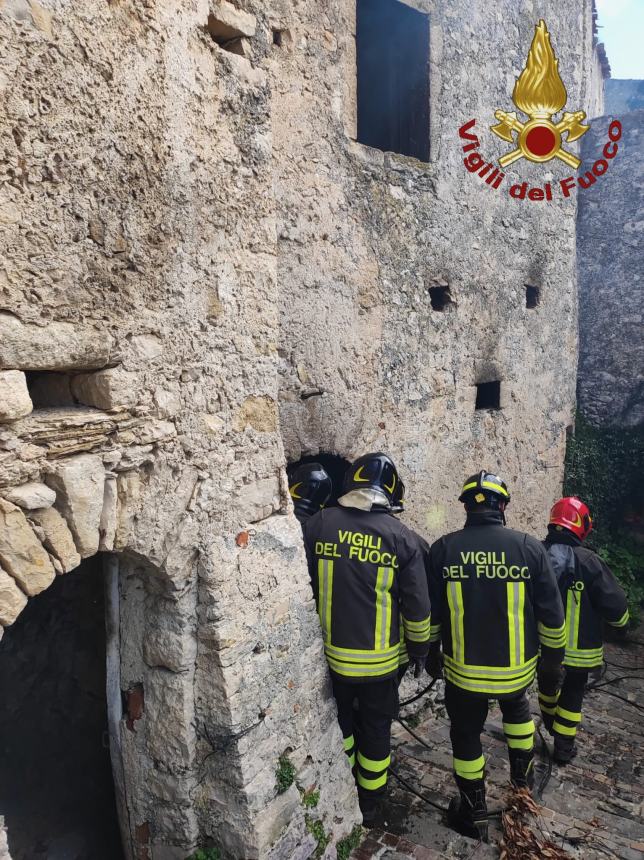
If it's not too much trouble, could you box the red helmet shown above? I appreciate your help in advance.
[549,497,593,540]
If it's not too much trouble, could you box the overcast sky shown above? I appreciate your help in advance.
[595,0,644,79]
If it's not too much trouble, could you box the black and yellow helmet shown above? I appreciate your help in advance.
[458,470,511,508]
[288,462,332,522]
[343,452,400,507]
[391,478,406,514]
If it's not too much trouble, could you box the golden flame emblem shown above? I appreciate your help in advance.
[491,20,589,168]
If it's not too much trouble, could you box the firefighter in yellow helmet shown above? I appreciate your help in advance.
[426,471,565,841]
[303,453,431,825]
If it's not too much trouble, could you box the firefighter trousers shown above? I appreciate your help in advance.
[551,669,587,749]
[331,675,398,806]
[445,681,534,782]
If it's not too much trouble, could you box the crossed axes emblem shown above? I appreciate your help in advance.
[491,110,589,169]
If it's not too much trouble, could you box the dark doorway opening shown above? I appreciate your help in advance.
[356,0,430,161]
[0,557,124,860]
[475,381,501,411]
[287,453,352,506]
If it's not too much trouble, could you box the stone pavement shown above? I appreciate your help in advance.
[351,633,644,859]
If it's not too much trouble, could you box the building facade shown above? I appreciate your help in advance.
[0,0,604,857]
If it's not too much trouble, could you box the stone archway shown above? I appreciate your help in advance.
[0,390,199,858]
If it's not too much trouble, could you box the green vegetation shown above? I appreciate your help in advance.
[305,814,330,858]
[404,711,421,729]
[276,752,296,794]
[563,414,644,621]
[300,787,320,808]
[186,849,221,860]
[336,825,363,860]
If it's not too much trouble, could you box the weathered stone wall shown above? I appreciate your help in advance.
[577,106,644,428]
[273,0,594,538]
[0,1,358,857]
[0,0,603,856]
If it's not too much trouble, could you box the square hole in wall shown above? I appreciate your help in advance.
[525,285,540,309]
[428,286,452,311]
[25,371,77,408]
[475,381,501,410]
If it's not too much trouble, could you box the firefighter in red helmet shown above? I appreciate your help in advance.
[540,497,629,763]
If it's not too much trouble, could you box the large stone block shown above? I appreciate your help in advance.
[44,455,105,557]
[28,506,81,573]
[0,316,112,371]
[0,499,55,596]
[234,476,281,523]
[0,564,28,625]
[71,367,139,410]
[208,0,257,39]
[0,371,32,422]
[2,482,56,510]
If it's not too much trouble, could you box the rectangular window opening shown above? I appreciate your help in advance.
[356,0,430,161]
[475,381,501,411]
[428,285,452,311]
[525,285,540,309]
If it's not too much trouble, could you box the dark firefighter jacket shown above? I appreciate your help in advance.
[303,506,431,683]
[544,528,629,670]
[398,531,431,668]
[428,510,565,697]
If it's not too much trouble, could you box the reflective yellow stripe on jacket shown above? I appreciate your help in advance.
[374,566,394,650]
[318,559,334,643]
[507,582,525,667]
[447,582,465,664]
[563,589,603,668]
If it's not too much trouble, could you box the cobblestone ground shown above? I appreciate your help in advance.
[351,631,644,859]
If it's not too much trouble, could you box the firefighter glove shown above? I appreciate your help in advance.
[425,642,443,679]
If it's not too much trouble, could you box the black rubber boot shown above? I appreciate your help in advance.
[509,749,535,789]
[446,777,489,842]
[358,789,382,828]
[553,738,577,764]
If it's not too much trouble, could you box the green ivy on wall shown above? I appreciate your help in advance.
[563,413,644,621]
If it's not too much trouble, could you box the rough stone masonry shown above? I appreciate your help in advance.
[0,0,605,857]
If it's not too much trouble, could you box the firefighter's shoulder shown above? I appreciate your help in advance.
[503,526,545,553]
[572,544,607,573]
[429,526,466,552]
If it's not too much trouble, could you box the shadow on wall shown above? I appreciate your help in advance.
[287,453,351,506]
[0,556,124,860]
